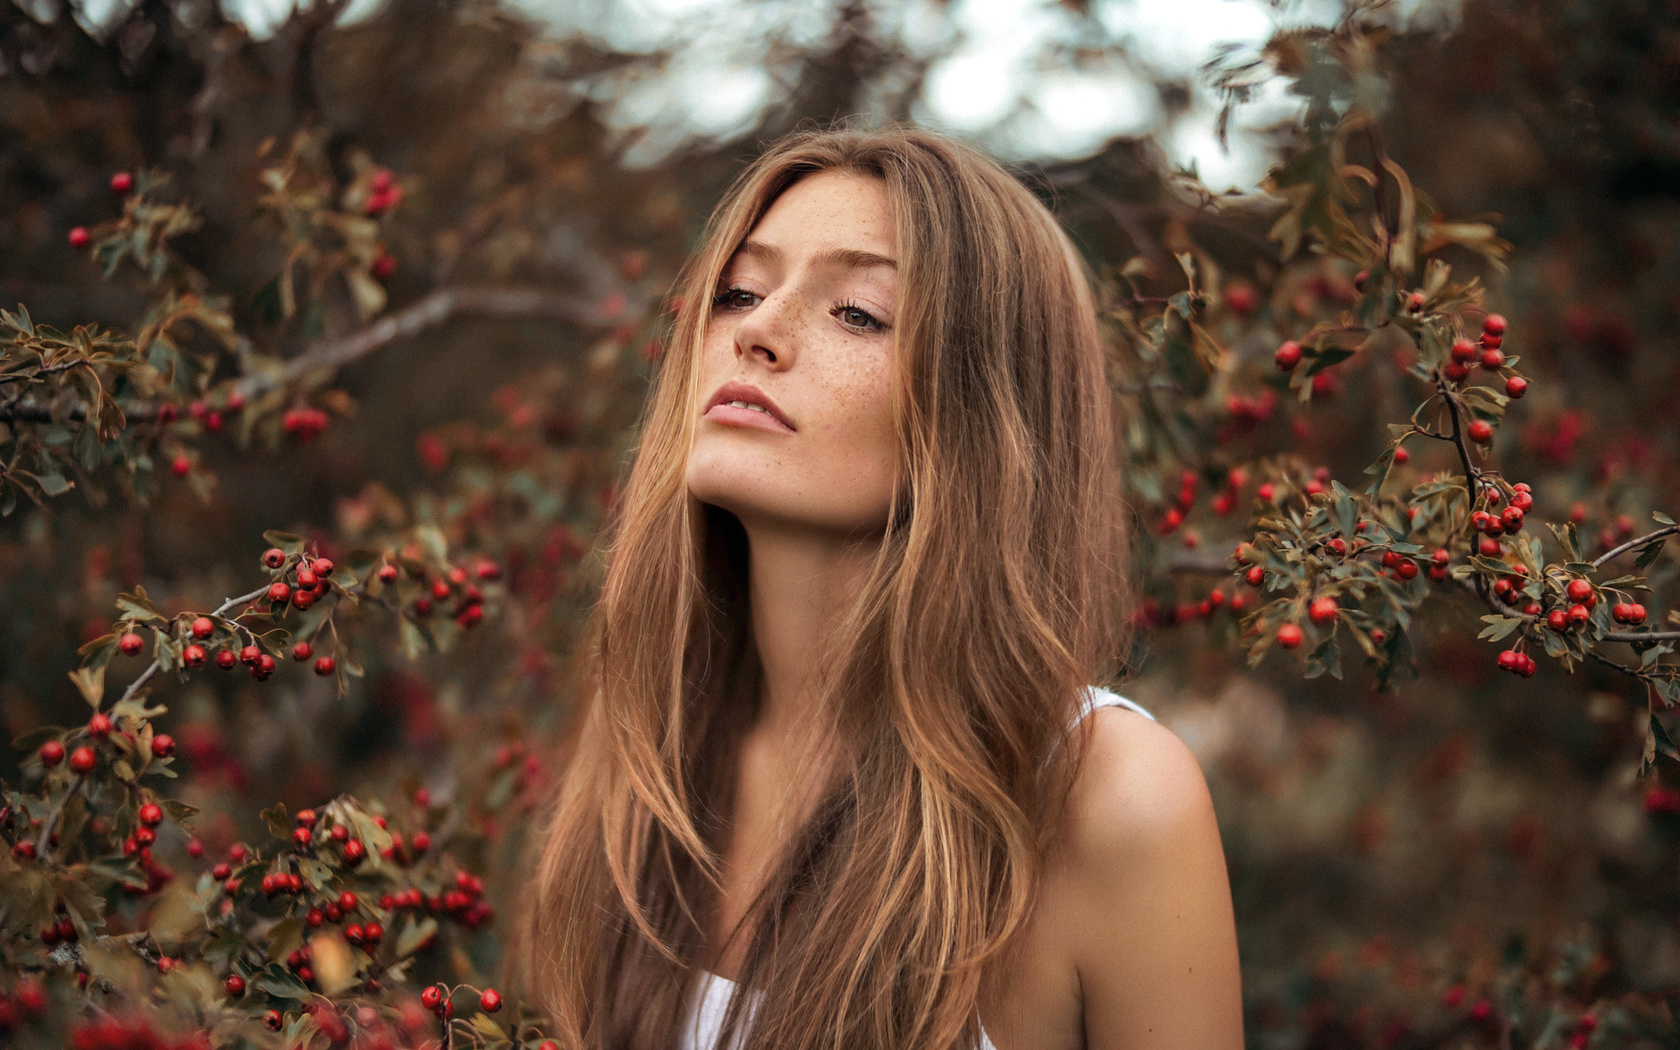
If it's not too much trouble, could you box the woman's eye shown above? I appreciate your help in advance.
[712,287,758,310]
[836,303,885,333]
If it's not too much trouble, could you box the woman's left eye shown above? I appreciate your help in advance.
[835,302,887,333]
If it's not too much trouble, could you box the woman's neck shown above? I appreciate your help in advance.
[741,520,876,746]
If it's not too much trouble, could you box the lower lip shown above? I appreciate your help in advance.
[703,404,794,433]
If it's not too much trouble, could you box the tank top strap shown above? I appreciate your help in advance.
[1071,685,1156,730]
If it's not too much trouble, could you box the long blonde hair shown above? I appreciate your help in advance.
[517,122,1133,1050]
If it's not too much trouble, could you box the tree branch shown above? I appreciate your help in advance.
[0,286,611,426]
[1592,524,1680,570]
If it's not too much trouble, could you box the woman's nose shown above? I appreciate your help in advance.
[732,287,799,369]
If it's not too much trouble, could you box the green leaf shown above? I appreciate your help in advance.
[68,665,106,707]
[1655,512,1675,527]
[1547,522,1581,564]
[262,531,306,555]
[256,961,310,1001]
[116,587,163,621]
[395,916,438,958]
[36,473,73,496]
[1478,615,1524,643]
[1304,635,1342,680]
[261,803,291,839]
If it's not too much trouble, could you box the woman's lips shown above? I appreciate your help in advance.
[703,402,796,433]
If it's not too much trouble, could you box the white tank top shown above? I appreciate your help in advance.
[677,686,1155,1050]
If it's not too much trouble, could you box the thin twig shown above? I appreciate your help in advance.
[34,774,88,863]
[0,286,610,426]
[1592,525,1680,570]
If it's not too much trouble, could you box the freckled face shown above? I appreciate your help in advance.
[686,171,899,538]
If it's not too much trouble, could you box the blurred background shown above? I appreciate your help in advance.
[4,0,1680,1045]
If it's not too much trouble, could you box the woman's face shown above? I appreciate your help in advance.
[686,170,900,538]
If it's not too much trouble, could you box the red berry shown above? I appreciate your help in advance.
[14,840,37,860]
[292,642,314,662]
[252,654,277,680]
[1309,597,1338,625]
[1277,624,1304,649]
[1444,361,1470,383]
[1396,559,1419,580]
[1630,603,1648,625]
[264,548,287,568]
[119,631,145,656]
[1483,313,1507,336]
[1433,548,1451,566]
[171,455,191,477]
[1450,338,1478,363]
[372,251,397,280]
[1467,419,1493,443]
[1505,376,1528,398]
[312,558,335,577]
[1480,332,1503,349]
[476,560,501,580]
[294,589,315,610]
[183,643,207,668]
[1406,292,1424,311]
[266,1009,283,1030]
[39,740,65,766]
[1501,507,1524,531]
[297,569,318,588]
[1567,579,1593,602]
[110,171,133,194]
[268,582,292,604]
[1245,565,1265,588]
[480,989,502,1013]
[314,656,336,676]
[139,803,163,826]
[1479,348,1504,370]
[339,890,359,911]
[225,974,245,996]
[89,712,112,739]
[190,615,214,639]
[215,649,237,669]
[1479,537,1502,557]
[378,564,398,584]
[70,746,96,773]
[1275,341,1303,371]
[1547,609,1569,631]
[343,839,366,864]
[293,827,312,849]
[68,226,91,249]
[421,985,443,1011]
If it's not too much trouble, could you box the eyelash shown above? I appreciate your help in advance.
[710,285,889,335]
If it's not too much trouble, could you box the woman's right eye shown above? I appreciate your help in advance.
[711,286,759,310]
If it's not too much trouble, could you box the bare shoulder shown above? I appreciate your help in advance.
[1054,705,1245,1049]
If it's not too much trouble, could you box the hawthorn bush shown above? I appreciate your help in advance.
[2,0,1678,1047]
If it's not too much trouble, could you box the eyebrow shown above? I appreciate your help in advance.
[734,239,897,272]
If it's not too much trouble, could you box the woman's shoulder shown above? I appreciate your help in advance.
[1060,692,1212,865]
[1048,692,1245,1047]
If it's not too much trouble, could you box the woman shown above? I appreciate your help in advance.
[518,123,1243,1050]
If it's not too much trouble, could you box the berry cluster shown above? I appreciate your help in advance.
[281,406,331,442]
